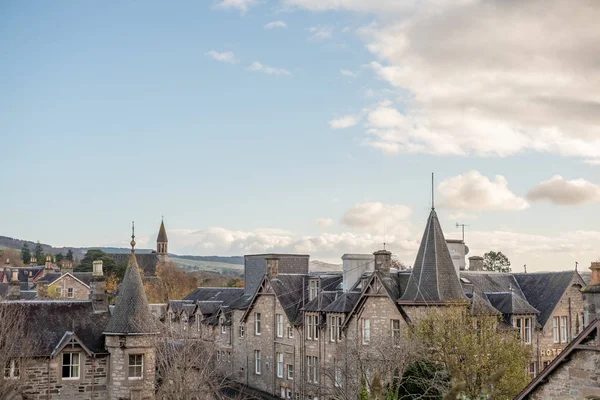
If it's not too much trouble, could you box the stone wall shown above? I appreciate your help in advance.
[105,335,156,400]
[535,274,586,372]
[49,275,90,300]
[18,350,108,399]
[529,350,600,399]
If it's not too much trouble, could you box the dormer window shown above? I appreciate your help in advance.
[309,280,320,301]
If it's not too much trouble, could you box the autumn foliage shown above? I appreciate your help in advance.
[144,262,198,303]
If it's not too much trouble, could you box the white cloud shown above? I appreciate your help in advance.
[341,202,412,230]
[308,26,333,40]
[584,159,600,166]
[527,175,600,205]
[438,171,529,211]
[160,226,417,264]
[264,20,287,29]
[206,50,239,64]
[247,61,292,76]
[214,0,259,13]
[316,218,334,229]
[297,1,600,159]
[447,212,477,221]
[466,229,600,272]
[329,114,359,129]
[340,69,357,78]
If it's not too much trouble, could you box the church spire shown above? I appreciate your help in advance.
[157,217,168,262]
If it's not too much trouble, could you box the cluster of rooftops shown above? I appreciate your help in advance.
[1,208,590,360]
[169,209,586,333]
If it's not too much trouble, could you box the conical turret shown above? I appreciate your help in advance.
[399,209,467,304]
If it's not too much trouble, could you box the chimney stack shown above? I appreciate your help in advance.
[468,256,484,272]
[266,257,279,279]
[30,256,37,266]
[582,262,600,327]
[37,280,49,298]
[91,260,107,312]
[61,259,74,275]
[8,270,20,300]
[92,260,104,277]
[373,249,392,274]
[45,255,52,269]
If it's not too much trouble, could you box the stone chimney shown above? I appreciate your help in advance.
[582,262,600,327]
[30,256,37,266]
[468,256,484,272]
[266,257,279,279]
[91,259,107,312]
[373,249,392,274]
[93,260,103,277]
[37,280,49,298]
[62,260,74,275]
[45,255,53,269]
[8,270,20,299]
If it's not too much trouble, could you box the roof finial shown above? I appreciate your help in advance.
[130,221,136,253]
[431,172,435,210]
[575,261,578,272]
[383,242,386,250]
[524,264,527,274]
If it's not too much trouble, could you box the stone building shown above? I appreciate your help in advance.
[515,262,600,400]
[1,229,160,400]
[174,206,589,399]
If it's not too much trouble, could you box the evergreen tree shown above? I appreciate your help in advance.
[66,249,74,261]
[55,252,64,263]
[76,249,124,279]
[21,243,31,265]
[34,241,44,264]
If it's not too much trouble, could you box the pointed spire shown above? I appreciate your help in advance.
[399,209,467,304]
[157,218,168,243]
[104,224,160,335]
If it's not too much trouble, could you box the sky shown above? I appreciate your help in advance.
[1,0,599,271]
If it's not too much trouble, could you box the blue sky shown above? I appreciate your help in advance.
[1,0,599,271]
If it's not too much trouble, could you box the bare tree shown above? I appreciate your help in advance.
[0,303,32,399]
[155,315,246,400]
[320,333,438,400]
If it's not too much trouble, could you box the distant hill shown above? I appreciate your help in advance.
[1,234,340,275]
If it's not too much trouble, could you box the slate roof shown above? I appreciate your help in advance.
[514,271,583,326]
[302,291,339,312]
[109,253,159,276]
[400,209,467,304]
[42,273,62,285]
[469,291,501,316]
[271,274,306,325]
[486,292,539,316]
[73,272,93,286]
[196,301,223,317]
[157,220,168,242]
[460,272,528,299]
[1,301,110,355]
[104,251,160,334]
[184,287,245,305]
[323,291,361,313]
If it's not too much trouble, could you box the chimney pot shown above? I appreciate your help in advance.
[92,260,104,277]
[468,256,484,272]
